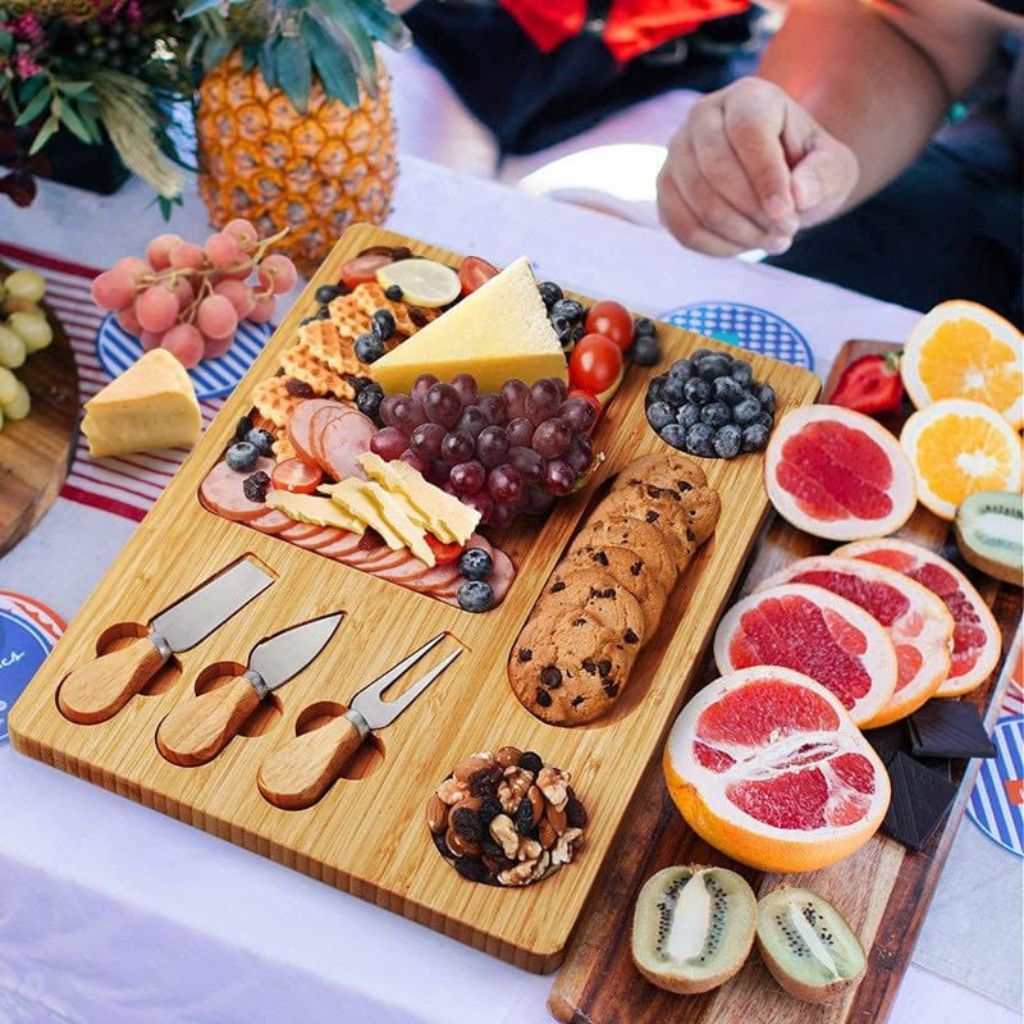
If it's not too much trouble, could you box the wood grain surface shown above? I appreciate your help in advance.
[8,224,819,973]
[0,262,79,556]
[548,338,1020,1022]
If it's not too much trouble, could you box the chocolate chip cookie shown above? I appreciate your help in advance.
[535,568,646,647]
[569,513,677,593]
[591,485,696,566]
[611,452,707,497]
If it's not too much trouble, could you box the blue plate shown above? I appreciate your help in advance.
[96,313,274,400]
[660,301,814,371]
[967,716,1024,859]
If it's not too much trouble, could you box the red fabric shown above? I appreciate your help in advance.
[499,0,751,61]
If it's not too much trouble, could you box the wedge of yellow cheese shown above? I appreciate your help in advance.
[265,490,365,533]
[82,349,202,457]
[363,481,435,566]
[358,453,480,546]
[369,256,568,395]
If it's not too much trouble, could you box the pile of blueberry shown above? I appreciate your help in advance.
[457,546,496,612]
[645,349,775,459]
[226,416,275,471]
[354,308,397,366]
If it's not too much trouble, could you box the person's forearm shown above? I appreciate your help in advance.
[757,0,1002,210]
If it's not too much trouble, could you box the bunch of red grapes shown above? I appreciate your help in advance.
[369,373,597,528]
[90,219,298,368]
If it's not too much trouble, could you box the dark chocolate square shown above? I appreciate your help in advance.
[908,701,997,760]
[864,721,909,766]
[881,752,958,851]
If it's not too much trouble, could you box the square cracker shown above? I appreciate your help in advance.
[251,376,305,429]
[280,340,355,400]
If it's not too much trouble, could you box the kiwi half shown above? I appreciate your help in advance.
[955,490,1023,586]
[632,865,756,994]
[756,886,866,1003]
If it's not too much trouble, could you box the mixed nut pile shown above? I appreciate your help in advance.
[427,747,587,886]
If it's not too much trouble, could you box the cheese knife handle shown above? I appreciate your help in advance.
[157,675,262,767]
[58,636,168,725]
[258,713,365,811]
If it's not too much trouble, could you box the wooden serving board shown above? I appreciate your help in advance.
[548,339,1021,1022]
[0,263,79,556]
[8,224,818,973]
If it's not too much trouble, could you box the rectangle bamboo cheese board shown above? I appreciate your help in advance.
[9,224,819,972]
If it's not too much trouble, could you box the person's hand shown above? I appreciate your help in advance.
[657,78,859,256]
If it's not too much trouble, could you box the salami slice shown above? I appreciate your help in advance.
[360,547,415,573]
[248,510,293,534]
[319,411,374,482]
[336,530,389,567]
[410,560,463,596]
[278,522,323,542]
[200,458,275,522]
[289,526,343,550]
[317,531,364,558]
[489,549,516,604]
[288,399,347,463]
[310,404,357,466]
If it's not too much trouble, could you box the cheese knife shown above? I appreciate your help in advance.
[58,559,274,725]
[156,612,342,767]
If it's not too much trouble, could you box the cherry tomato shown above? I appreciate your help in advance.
[585,300,634,351]
[458,256,499,296]
[271,458,323,494]
[569,334,623,394]
[567,388,603,432]
[426,534,465,564]
[340,253,393,291]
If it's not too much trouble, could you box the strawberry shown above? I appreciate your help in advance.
[830,351,904,414]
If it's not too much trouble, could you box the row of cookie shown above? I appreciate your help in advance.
[508,452,721,726]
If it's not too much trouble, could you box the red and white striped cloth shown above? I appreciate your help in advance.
[0,241,225,522]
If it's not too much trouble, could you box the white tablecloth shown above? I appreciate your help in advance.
[1,156,1019,1024]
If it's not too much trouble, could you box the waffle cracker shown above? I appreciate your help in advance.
[280,340,355,400]
[351,282,440,336]
[300,317,361,378]
[326,292,367,343]
[251,376,305,429]
[272,433,297,462]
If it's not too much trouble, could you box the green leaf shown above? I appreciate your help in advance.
[203,34,235,72]
[303,15,359,107]
[241,41,260,75]
[259,38,278,89]
[18,76,46,103]
[350,0,410,49]
[14,85,51,126]
[320,0,377,84]
[0,30,14,55]
[181,0,223,18]
[58,102,96,145]
[273,35,312,113]
[55,79,93,97]
[28,114,59,156]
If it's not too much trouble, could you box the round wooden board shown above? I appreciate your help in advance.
[0,268,80,556]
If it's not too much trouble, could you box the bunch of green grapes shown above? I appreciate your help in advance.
[0,270,54,429]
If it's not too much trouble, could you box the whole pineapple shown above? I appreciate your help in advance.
[186,1,407,277]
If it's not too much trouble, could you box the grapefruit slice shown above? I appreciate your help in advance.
[758,556,954,728]
[764,405,917,541]
[714,583,898,727]
[664,667,891,872]
[834,538,1000,697]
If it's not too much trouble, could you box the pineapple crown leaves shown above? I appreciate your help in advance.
[180,0,409,114]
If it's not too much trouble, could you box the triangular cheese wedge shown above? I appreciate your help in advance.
[369,256,567,394]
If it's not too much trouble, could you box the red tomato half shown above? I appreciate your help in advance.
[271,458,324,494]
[426,534,465,564]
[458,256,499,296]
[569,334,623,394]
[585,300,634,351]
[340,253,393,291]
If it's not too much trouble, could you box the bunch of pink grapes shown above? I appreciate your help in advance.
[369,373,598,528]
[90,219,298,368]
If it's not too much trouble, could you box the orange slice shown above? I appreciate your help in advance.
[901,300,1023,428]
[900,398,1022,520]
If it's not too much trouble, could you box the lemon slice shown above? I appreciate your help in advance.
[376,259,461,308]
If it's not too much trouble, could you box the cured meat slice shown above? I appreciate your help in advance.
[411,560,463,595]
[289,527,344,550]
[248,510,292,534]
[319,411,374,482]
[336,531,389,567]
[317,531,364,558]
[310,404,357,466]
[200,458,275,522]
[359,547,416,572]
[489,549,516,603]
[287,398,348,463]
[278,522,323,542]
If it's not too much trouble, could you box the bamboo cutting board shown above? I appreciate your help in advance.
[8,225,819,973]
[548,339,1020,1021]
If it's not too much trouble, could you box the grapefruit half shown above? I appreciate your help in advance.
[664,667,891,872]
[834,538,1000,697]
[714,583,898,727]
[764,405,917,541]
[759,556,954,728]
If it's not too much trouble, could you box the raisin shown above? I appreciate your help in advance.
[515,799,535,835]
[454,858,488,883]
[409,307,428,327]
[566,796,588,828]
[480,837,504,859]
[519,752,544,775]
[468,762,503,796]
[479,795,503,824]
[234,415,253,442]
[285,377,314,398]
[431,831,450,858]
[540,666,562,689]
[517,647,533,662]
[536,688,553,708]
[452,807,483,843]
[482,853,515,877]
[242,471,270,503]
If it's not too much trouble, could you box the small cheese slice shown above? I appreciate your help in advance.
[82,349,202,457]
[358,453,480,546]
[369,256,568,394]
[324,479,404,549]
[362,481,436,566]
[265,490,364,533]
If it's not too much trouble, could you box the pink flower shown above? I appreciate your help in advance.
[12,13,43,45]
[13,52,42,80]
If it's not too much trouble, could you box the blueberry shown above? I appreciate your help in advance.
[356,382,384,421]
[754,411,774,430]
[242,470,270,502]
[569,322,586,346]
[384,283,404,301]
[730,360,753,387]
[741,423,771,452]
[354,332,384,363]
[713,423,742,458]
[732,397,762,425]
[634,316,656,337]
[668,359,692,381]
[697,354,732,381]
[756,383,776,414]
[244,428,274,456]
[683,377,712,404]
[685,423,716,457]
[550,298,584,323]
[372,309,396,339]
[550,314,574,348]
[629,334,660,366]
[663,375,689,406]
[646,374,668,406]
[646,401,675,431]
[459,547,493,581]
[538,281,563,309]
[700,401,732,428]
[458,580,495,613]
[316,305,331,320]
[677,402,701,429]
[713,375,746,405]
[234,415,254,442]
[226,441,259,472]
[660,422,688,450]
[315,284,344,305]
[690,348,713,362]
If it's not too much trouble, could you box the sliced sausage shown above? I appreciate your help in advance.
[489,549,516,604]
[288,399,348,463]
[317,531,364,558]
[319,411,374,482]
[361,547,417,573]
[200,458,275,522]
[278,522,323,542]
[310,404,357,466]
[248,510,293,534]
